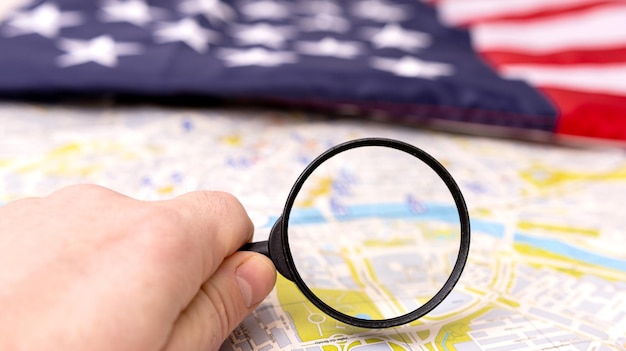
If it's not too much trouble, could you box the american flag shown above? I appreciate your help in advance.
[0,0,623,141]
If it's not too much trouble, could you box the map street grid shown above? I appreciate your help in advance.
[0,102,624,351]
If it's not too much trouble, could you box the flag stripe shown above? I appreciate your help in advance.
[437,0,616,26]
[481,47,626,66]
[544,87,626,140]
[471,4,626,54]
[498,63,626,97]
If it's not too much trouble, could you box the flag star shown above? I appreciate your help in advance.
[370,56,454,79]
[299,14,350,33]
[295,37,364,59]
[240,0,290,20]
[3,2,83,38]
[217,47,297,67]
[231,23,294,48]
[178,0,235,24]
[351,0,410,22]
[154,18,219,53]
[366,23,431,51]
[99,0,168,27]
[56,35,142,68]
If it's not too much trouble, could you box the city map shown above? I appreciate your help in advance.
[0,102,624,351]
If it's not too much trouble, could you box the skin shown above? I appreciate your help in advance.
[0,184,277,351]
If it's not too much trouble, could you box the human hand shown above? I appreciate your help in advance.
[0,184,276,351]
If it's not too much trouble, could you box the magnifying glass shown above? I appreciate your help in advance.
[241,137,470,328]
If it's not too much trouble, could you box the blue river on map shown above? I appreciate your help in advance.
[273,202,626,273]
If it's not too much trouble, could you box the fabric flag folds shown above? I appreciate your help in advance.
[435,0,626,141]
[0,0,623,141]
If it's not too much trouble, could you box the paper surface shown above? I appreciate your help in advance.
[0,102,624,351]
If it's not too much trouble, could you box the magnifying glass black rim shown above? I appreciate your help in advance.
[279,137,471,329]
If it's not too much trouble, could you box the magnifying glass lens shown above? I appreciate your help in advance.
[287,145,462,322]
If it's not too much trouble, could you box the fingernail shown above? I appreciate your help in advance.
[236,256,276,308]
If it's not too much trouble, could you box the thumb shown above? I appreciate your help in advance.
[162,252,276,351]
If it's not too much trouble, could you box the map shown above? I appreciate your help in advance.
[0,102,624,351]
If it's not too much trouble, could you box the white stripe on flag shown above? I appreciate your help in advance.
[471,4,626,53]
[501,63,626,96]
[437,0,603,25]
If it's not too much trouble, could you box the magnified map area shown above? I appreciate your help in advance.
[288,205,461,321]
[286,145,463,321]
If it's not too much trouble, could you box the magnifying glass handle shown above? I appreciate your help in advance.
[237,218,296,282]
[239,239,295,281]
[239,241,270,258]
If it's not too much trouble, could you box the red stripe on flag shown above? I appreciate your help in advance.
[541,87,626,140]
[480,47,626,66]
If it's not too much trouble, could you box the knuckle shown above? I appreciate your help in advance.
[200,191,242,217]
[193,191,253,232]
[213,192,253,225]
